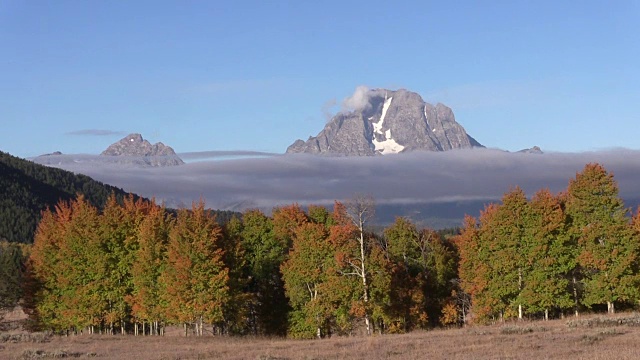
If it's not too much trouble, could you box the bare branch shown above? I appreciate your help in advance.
[345,258,363,274]
[306,282,314,301]
[338,270,361,277]
[345,193,376,230]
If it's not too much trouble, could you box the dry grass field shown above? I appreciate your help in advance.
[3,312,640,359]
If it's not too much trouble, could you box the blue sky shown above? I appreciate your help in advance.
[2,0,639,158]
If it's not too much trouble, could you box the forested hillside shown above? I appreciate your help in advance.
[0,151,239,243]
[0,151,139,243]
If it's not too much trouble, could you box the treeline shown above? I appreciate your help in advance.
[14,162,640,337]
[26,195,459,338]
[456,163,640,322]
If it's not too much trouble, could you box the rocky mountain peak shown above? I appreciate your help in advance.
[101,133,184,166]
[286,88,483,156]
[39,151,63,156]
[517,146,543,154]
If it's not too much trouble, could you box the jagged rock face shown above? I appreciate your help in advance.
[287,88,483,156]
[288,113,375,156]
[101,134,184,166]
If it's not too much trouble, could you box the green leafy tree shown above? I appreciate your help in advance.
[240,209,290,335]
[381,218,428,332]
[520,189,573,319]
[461,203,508,322]
[62,195,105,334]
[566,163,639,313]
[100,195,145,334]
[491,187,531,320]
[385,217,420,266]
[473,188,554,321]
[420,228,458,325]
[307,205,331,226]
[218,216,251,335]
[281,222,335,338]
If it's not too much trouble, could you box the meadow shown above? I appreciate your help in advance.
[3,311,640,360]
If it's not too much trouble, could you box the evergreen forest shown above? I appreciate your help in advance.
[0,151,138,244]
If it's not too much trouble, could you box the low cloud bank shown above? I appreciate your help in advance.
[178,150,279,161]
[44,148,640,222]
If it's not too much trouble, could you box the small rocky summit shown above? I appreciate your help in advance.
[40,151,63,156]
[517,146,544,154]
[286,88,483,156]
[101,133,184,166]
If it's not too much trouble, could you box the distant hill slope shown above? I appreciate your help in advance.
[1,151,240,243]
[0,151,139,243]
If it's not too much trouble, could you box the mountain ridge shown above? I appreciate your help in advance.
[287,88,483,156]
[33,133,185,168]
[101,133,184,166]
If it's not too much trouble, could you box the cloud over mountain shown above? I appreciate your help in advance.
[342,85,375,112]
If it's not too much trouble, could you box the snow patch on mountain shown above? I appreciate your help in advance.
[373,96,393,134]
[370,96,404,154]
[373,130,405,155]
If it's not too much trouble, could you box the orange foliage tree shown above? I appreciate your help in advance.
[161,200,229,336]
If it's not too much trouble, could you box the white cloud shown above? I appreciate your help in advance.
[341,85,372,112]
[178,150,278,161]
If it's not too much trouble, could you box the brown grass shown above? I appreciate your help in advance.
[4,314,640,359]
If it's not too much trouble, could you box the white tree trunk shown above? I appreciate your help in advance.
[347,194,375,336]
[360,229,371,336]
[572,275,579,317]
[518,268,523,320]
